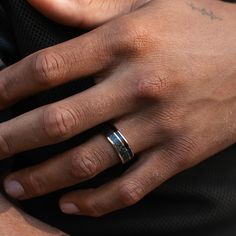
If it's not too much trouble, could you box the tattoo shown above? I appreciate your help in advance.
[186,2,223,21]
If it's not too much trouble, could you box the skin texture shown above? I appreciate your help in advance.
[25,0,151,28]
[0,0,235,217]
[0,194,66,235]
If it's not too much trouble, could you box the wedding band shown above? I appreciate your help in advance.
[104,125,134,164]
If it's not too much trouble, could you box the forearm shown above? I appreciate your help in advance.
[0,194,66,236]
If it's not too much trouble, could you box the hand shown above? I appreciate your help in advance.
[0,194,66,235]
[1,0,236,217]
[25,0,151,28]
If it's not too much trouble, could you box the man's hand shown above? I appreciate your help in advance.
[0,194,66,235]
[26,0,150,28]
[0,0,236,217]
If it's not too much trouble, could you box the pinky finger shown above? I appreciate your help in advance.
[59,145,186,217]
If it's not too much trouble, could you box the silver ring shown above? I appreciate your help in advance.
[104,125,134,164]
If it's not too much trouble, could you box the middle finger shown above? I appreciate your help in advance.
[4,111,164,199]
[0,77,137,159]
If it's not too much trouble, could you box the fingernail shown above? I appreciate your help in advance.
[61,203,80,214]
[4,180,25,199]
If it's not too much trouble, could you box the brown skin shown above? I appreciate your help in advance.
[24,0,151,28]
[0,194,66,235]
[0,0,235,217]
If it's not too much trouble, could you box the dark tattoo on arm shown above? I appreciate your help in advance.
[186,2,223,21]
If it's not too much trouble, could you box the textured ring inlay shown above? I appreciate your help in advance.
[104,125,134,164]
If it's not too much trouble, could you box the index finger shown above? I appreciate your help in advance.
[0,23,119,109]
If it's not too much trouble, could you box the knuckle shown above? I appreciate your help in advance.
[42,105,77,141]
[25,172,46,197]
[119,181,143,206]
[70,149,103,179]
[115,18,153,56]
[136,71,169,99]
[33,50,67,86]
[86,199,104,217]
[165,136,198,169]
[156,106,184,132]
[0,133,11,157]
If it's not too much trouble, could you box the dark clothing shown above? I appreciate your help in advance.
[0,0,236,235]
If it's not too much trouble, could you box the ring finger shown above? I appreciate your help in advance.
[4,113,163,200]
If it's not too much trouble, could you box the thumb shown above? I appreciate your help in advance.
[27,0,150,29]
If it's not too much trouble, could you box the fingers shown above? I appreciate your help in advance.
[0,77,137,159]
[27,0,150,28]
[59,151,161,216]
[0,1,153,109]
[0,26,116,109]
[58,141,197,217]
[4,134,119,199]
[4,112,163,199]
